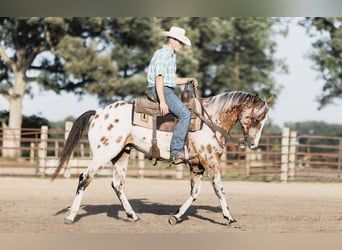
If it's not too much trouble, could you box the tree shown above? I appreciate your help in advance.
[300,17,342,108]
[184,17,287,98]
[0,17,163,157]
[285,121,342,137]
[0,17,115,157]
[87,17,161,104]
[286,121,342,154]
[0,17,287,157]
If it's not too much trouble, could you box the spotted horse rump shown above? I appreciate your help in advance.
[51,91,274,226]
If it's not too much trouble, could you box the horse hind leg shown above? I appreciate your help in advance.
[169,165,204,225]
[64,172,91,224]
[64,157,110,224]
[111,148,139,222]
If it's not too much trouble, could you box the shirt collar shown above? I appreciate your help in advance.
[162,44,175,55]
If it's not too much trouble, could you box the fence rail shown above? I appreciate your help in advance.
[1,125,341,182]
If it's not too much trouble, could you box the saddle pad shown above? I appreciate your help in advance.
[132,98,203,132]
[132,111,176,132]
[134,98,161,116]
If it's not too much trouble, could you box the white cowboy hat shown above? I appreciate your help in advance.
[161,26,191,46]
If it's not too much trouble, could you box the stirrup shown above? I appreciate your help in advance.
[171,152,198,165]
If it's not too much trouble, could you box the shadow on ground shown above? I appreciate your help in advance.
[54,198,227,226]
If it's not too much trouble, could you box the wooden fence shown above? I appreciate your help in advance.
[0,125,341,182]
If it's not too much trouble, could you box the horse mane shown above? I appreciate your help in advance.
[204,91,269,116]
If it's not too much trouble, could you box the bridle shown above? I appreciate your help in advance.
[240,103,256,146]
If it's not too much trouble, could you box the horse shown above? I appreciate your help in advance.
[52,90,274,226]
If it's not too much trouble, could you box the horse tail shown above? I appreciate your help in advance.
[51,110,96,181]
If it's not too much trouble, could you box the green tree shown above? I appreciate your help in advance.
[89,17,160,104]
[0,17,114,157]
[285,121,342,137]
[184,17,287,98]
[300,17,342,108]
[108,17,286,101]
[286,121,342,154]
[0,17,287,157]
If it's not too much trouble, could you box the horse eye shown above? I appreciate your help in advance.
[252,118,259,125]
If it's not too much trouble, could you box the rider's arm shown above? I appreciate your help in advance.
[176,77,198,87]
[156,75,169,115]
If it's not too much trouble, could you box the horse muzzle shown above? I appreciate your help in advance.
[240,136,258,149]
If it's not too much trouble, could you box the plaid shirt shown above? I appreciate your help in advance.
[147,45,176,88]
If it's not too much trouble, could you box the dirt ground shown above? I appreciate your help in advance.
[1,176,342,233]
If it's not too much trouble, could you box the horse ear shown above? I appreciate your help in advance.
[266,95,275,104]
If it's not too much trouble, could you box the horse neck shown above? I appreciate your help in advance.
[204,91,252,132]
[215,106,242,132]
[204,101,242,132]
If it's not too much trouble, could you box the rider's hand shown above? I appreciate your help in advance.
[159,102,169,115]
[189,78,198,87]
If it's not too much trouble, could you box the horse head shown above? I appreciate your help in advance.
[238,94,274,148]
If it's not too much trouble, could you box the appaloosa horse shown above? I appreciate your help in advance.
[52,91,273,225]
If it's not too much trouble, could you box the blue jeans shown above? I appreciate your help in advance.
[150,87,190,157]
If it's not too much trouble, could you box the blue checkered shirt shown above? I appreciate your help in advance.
[147,45,176,88]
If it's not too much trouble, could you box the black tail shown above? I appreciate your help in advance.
[51,110,96,181]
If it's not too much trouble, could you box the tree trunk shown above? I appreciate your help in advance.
[2,71,25,158]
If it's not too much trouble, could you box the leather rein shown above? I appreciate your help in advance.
[192,86,255,149]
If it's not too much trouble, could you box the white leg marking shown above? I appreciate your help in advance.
[173,174,202,221]
[111,151,139,221]
[211,173,236,223]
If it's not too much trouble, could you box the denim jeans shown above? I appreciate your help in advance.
[150,87,190,157]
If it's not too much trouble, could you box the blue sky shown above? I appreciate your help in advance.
[1,18,341,127]
[269,19,342,126]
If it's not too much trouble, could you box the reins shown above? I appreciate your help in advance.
[192,84,231,148]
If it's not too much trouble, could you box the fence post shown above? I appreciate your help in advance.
[288,130,297,180]
[38,125,48,177]
[281,127,290,183]
[63,121,73,178]
[176,164,184,179]
[338,139,342,178]
[137,151,145,178]
[245,147,251,176]
[30,142,35,163]
[80,143,85,157]
[54,141,59,157]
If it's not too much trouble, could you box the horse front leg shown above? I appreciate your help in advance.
[169,165,204,225]
[210,171,237,225]
[111,148,139,222]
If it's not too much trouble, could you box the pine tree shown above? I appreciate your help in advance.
[0,17,114,157]
[301,17,342,108]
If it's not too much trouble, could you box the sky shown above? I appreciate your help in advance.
[1,19,341,127]
[268,19,342,126]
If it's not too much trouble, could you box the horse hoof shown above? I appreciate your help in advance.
[64,217,74,225]
[227,219,242,229]
[127,213,139,223]
[226,218,237,225]
[130,217,140,223]
[168,215,179,226]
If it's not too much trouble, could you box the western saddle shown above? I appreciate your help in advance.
[132,84,203,164]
